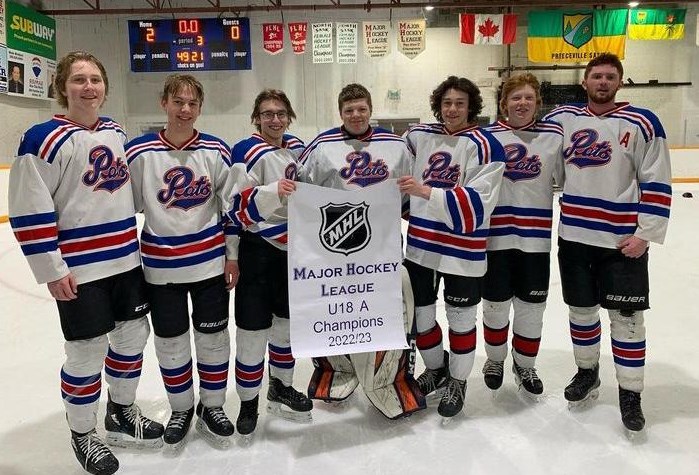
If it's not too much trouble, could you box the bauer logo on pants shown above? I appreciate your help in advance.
[319,202,371,255]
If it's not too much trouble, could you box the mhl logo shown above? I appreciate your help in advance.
[319,202,371,255]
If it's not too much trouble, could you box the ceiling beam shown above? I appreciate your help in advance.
[41,0,699,15]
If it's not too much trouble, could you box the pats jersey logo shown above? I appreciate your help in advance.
[422,151,460,188]
[504,143,542,181]
[319,202,371,255]
[284,163,298,180]
[157,166,212,210]
[563,128,612,168]
[339,151,389,187]
[82,145,129,193]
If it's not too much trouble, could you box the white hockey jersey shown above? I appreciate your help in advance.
[403,123,505,277]
[126,130,244,285]
[483,120,564,253]
[298,126,412,214]
[227,133,305,251]
[9,115,140,285]
[544,102,672,249]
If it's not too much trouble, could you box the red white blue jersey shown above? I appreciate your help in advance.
[403,123,505,277]
[298,126,412,213]
[544,102,672,249]
[9,115,140,285]
[483,120,564,253]
[228,133,305,251]
[126,130,243,284]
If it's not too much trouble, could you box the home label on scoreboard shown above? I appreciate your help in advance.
[128,18,252,72]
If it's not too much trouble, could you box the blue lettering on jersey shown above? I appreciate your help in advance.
[82,145,129,193]
[157,166,212,210]
[339,151,389,187]
[563,129,612,168]
[422,151,460,188]
[504,143,542,181]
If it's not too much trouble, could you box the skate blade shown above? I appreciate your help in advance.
[195,419,232,450]
[105,432,163,450]
[163,436,188,457]
[567,389,599,411]
[267,401,313,423]
[517,387,543,402]
[440,414,461,426]
[237,432,256,447]
[624,427,647,443]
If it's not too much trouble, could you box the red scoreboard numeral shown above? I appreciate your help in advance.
[146,27,155,42]
[178,19,199,34]
[230,26,240,40]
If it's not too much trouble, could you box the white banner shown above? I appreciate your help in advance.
[288,181,407,358]
[336,22,357,64]
[363,21,391,58]
[397,19,426,59]
[312,22,333,64]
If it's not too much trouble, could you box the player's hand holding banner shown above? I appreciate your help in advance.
[288,181,407,358]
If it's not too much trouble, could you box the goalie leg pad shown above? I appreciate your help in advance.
[308,355,358,401]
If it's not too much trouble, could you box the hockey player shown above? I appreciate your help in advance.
[126,74,241,451]
[398,76,505,420]
[298,83,425,419]
[8,51,163,475]
[227,89,313,438]
[480,74,564,397]
[544,53,672,433]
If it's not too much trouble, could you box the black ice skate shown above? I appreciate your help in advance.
[104,396,164,449]
[71,429,119,475]
[416,351,449,398]
[619,387,646,435]
[267,376,313,423]
[195,402,234,449]
[482,359,504,392]
[236,395,259,441]
[163,407,194,454]
[437,377,466,422]
[564,364,601,409]
[512,362,544,398]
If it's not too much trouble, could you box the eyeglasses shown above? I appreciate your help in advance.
[259,111,288,120]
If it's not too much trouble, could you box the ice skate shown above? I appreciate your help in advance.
[512,362,544,400]
[564,364,600,410]
[237,396,259,444]
[104,396,164,449]
[267,376,313,423]
[71,429,119,475]
[416,351,449,401]
[438,377,466,424]
[619,387,646,440]
[482,359,504,395]
[195,402,234,449]
[163,407,194,455]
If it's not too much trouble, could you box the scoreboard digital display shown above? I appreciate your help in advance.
[127,18,252,72]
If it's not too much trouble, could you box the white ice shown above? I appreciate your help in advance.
[1,185,698,475]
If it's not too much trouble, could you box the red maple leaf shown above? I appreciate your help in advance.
[478,18,500,39]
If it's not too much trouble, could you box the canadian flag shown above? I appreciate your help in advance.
[460,14,517,45]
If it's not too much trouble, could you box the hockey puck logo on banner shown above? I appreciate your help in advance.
[319,202,371,255]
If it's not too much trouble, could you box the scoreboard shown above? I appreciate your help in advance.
[127,18,252,72]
